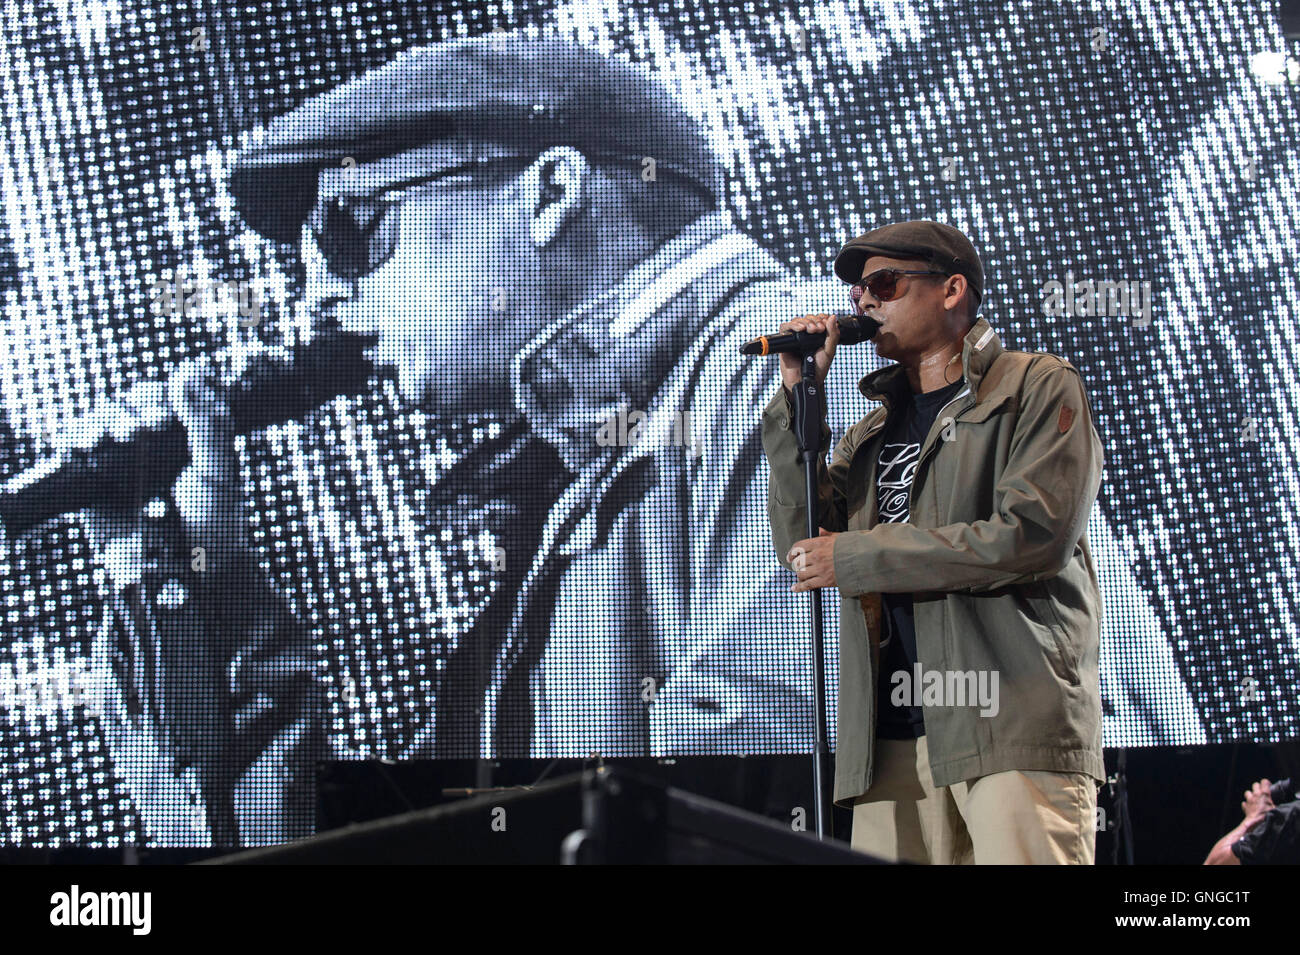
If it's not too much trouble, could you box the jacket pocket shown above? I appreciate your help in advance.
[1018,581,1080,686]
[1036,579,1081,685]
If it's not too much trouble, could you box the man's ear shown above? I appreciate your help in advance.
[525,145,591,249]
[942,273,969,313]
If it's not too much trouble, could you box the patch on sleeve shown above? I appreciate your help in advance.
[1058,405,1075,434]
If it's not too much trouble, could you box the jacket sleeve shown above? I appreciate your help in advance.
[831,358,1104,595]
[761,385,859,568]
[1231,801,1300,864]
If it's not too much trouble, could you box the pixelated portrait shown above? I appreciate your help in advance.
[0,0,1296,853]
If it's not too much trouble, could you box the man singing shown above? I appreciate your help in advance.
[762,221,1105,864]
[50,34,824,844]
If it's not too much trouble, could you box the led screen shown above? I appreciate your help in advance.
[0,0,1296,847]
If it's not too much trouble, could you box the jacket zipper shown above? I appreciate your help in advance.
[906,387,975,520]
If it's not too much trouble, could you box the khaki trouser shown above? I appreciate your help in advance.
[851,735,1097,864]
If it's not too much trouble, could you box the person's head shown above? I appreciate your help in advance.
[301,139,712,412]
[229,34,725,414]
[848,256,976,364]
[833,220,983,365]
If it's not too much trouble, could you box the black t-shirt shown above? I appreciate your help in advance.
[874,375,968,739]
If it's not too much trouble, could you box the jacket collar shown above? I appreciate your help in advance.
[509,209,784,472]
[858,316,1003,411]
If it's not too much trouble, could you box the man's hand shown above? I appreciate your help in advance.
[788,528,839,592]
[55,356,249,587]
[1242,779,1276,822]
[1206,777,1279,864]
[778,314,840,391]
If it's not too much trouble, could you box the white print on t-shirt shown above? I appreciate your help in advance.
[877,441,920,523]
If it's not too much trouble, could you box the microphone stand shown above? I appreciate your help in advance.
[790,349,833,839]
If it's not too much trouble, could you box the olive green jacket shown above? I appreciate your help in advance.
[762,317,1105,806]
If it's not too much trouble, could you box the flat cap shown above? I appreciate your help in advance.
[231,34,726,244]
[833,220,984,306]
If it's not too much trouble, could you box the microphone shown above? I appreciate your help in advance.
[739,315,881,356]
[0,331,379,536]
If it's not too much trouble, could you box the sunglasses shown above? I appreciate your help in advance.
[849,268,949,313]
[307,158,527,280]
